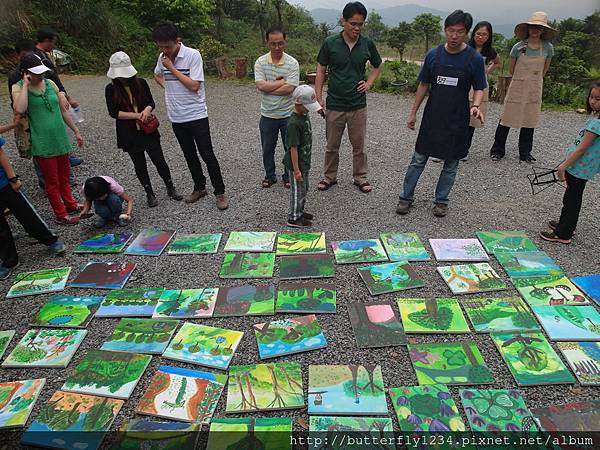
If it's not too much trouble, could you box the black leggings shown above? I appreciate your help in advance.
[128,148,172,188]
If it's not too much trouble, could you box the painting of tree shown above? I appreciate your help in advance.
[276,232,326,255]
[348,302,406,347]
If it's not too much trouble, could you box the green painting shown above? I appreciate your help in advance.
[380,232,430,261]
[113,420,200,450]
[0,378,46,429]
[309,416,393,449]
[167,233,222,254]
[491,332,576,386]
[437,263,507,295]
[100,318,179,354]
[254,315,328,359]
[557,342,600,386]
[495,251,563,278]
[153,288,217,318]
[207,418,292,450]
[532,305,600,341]
[358,261,425,296]
[6,267,71,299]
[279,255,335,279]
[347,302,406,347]
[31,295,103,328]
[0,330,15,360]
[513,275,590,307]
[219,252,275,278]
[407,341,494,385]
[2,329,87,368]
[224,231,276,252]
[331,239,389,264]
[461,297,540,333]
[213,285,275,317]
[276,283,336,313]
[476,231,539,254]
[276,232,326,255]
[397,298,470,333]
[95,288,164,317]
[74,232,132,254]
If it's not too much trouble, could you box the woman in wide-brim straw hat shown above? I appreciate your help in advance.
[489,11,557,163]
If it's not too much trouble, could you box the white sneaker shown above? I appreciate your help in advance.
[430,157,442,163]
[460,156,469,162]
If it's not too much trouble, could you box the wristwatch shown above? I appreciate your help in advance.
[8,175,20,183]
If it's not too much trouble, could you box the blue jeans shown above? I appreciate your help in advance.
[259,116,289,182]
[94,193,123,221]
[400,152,460,205]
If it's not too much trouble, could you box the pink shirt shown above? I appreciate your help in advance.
[81,176,124,198]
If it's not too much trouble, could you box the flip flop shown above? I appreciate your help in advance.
[354,181,373,193]
[262,179,276,188]
[317,180,337,191]
[283,181,291,189]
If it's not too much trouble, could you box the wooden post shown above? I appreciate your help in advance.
[494,75,512,103]
[215,56,231,79]
[235,58,248,79]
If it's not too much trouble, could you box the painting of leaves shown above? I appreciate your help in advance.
[358,261,424,296]
[2,329,87,368]
[226,362,304,412]
[6,267,71,298]
[224,231,276,252]
[476,231,538,254]
[572,274,600,305]
[69,262,136,290]
[100,318,179,354]
[347,302,406,347]
[461,297,540,333]
[491,332,576,386]
[31,295,103,328]
[380,232,430,261]
[495,251,562,279]
[95,288,164,317]
[429,239,489,262]
[397,298,470,333]
[437,263,507,295]
[331,239,388,264]
[167,233,222,254]
[309,416,393,449]
[74,232,132,254]
[0,379,45,429]
[207,418,292,450]
[276,283,336,313]
[530,400,600,432]
[279,254,335,280]
[219,252,275,278]
[124,228,175,256]
[276,232,326,255]
[407,341,494,385]
[389,384,466,432]
[213,285,275,317]
[0,330,15,359]
[513,275,590,307]
[153,288,217,319]
[254,315,327,359]
[557,342,600,386]
[532,305,600,341]
[114,420,200,450]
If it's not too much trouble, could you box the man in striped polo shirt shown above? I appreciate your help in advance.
[254,26,300,189]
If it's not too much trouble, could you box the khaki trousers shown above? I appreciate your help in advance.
[324,107,368,184]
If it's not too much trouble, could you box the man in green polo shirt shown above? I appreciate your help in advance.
[315,1,382,193]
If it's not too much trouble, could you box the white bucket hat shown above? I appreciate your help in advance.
[107,51,138,79]
[514,11,558,40]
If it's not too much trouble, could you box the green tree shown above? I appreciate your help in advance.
[387,22,412,60]
[412,13,441,54]
[364,11,387,42]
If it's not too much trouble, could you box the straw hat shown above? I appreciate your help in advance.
[107,51,137,79]
[514,12,558,40]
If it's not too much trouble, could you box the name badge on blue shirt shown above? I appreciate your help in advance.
[437,76,458,86]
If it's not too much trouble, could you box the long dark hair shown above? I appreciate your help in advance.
[112,76,144,112]
[587,80,600,114]
[469,21,494,55]
[84,177,111,200]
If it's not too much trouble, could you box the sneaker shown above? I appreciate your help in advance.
[540,230,571,244]
[520,155,537,163]
[548,220,558,230]
[395,199,411,215]
[432,203,448,217]
[47,241,66,255]
[430,157,442,163]
[118,217,129,227]
[460,156,469,162]
[216,194,229,210]
[303,212,314,220]
[184,189,207,203]
[146,191,158,208]
[94,217,107,229]
[0,262,19,280]
[491,153,502,161]
[69,155,83,167]
[55,215,79,225]
[287,217,313,228]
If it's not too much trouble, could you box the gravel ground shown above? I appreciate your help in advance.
[0,76,598,445]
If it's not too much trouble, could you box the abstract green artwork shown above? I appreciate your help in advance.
[380,232,430,261]
[167,233,222,254]
[207,418,292,450]
[153,288,217,318]
[276,232,326,255]
[100,318,179,354]
[532,305,600,341]
[219,252,275,278]
[330,239,388,264]
[279,255,335,279]
[254,315,327,358]
[309,416,393,449]
[213,285,275,317]
[358,261,424,296]
[95,288,164,317]
[461,297,540,333]
[6,267,71,298]
[276,283,336,313]
[476,231,538,254]
[0,330,16,359]
[74,232,132,254]
[224,231,276,252]
[31,295,103,328]
[495,251,562,278]
[114,420,200,450]
[397,298,470,333]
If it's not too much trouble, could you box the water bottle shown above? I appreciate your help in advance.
[69,106,84,123]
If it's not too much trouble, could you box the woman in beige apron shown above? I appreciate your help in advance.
[490,12,557,163]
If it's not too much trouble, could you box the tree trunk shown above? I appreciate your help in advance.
[462,342,478,366]
[425,299,439,319]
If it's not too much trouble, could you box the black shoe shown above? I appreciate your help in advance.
[287,217,313,228]
[145,186,158,207]
[165,180,183,201]
[303,212,314,220]
[520,155,536,163]
[490,153,503,161]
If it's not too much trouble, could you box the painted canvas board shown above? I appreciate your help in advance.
[125,228,175,256]
[6,267,71,298]
[347,302,406,347]
[476,231,538,254]
[496,251,562,278]
[572,274,600,305]
[95,288,164,317]
[224,231,276,252]
[153,288,217,319]
[330,239,388,264]
[437,263,508,295]
[2,329,86,368]
[309,416,393,449]
[380,232,430,261]
[514,275,590,306]
[219,252,275,278]
[557,342,600,386]
[100,318,178,354]
[207,418,292,450]
[226,362,304,412]
[460,389,539,432]
[114,420,200,450]
[62,350,151,399]
[358,261,424,296]
[279,254,335,279]
[429,238,489,262]
[254,314,327,359]
[461,297,540,333]
[74,232,132,254]
[276,232,326,255]
[22,391,123,450]
[162,322,243,370]
[491,331,576,385]
[276,283,336,313]
[0,379,45,429]
[397,298,470,333]
[389,385,466,432]
[213,285,275,317]
[31,295,103,328]
[70,262,136,290]
[0,330,15,359]
[136,365,227,423]
[530,400,600,432]
[532,305,600,341]
[308,365,387,415]
[167,233,222,254]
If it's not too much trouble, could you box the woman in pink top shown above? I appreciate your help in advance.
[78,176,134,228]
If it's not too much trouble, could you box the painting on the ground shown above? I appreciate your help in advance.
[462,297,540,333]
[254,314,327,359]
[407,341,494,385]
[496,251,562,278]
[74,232,132,254]
[115,420,200,450]
[276,282,336,313]
[6,267,71,298]
[162,322,243,370]
[124,228,175,256]
[309,416,393,448]
[0,330,15,359]
[0,379,45,429]
[95,288,164,317]
[476,231,538,254]
[61,350,151,400]
[389,384,466,432]
[530,400,600,432]
[213,284,275,317]
[279,254,335,279]
[397,298,470,333]
[572,274,600,305]
[153,288,217,318]
[358,261,424,296]
[136,365,227,424]
[100,318,178,354]
[31,295,103,328]
[224,231,277,252]
[226,362,304,412]
[207,418,292,450]
[70,262,135,290]
[429,238,489,262]
[437,263,507,295]
[2,329,87,368]
[532,305,600,341]
[347,302,406,347]
[219,252,275,278]
[276,232,326,255]
[557,342,600,386]
[491,332,575,386]
[380,232,430,261]
[513,275,590,306]
[330,239,388,264]
[22,391,123,450]
[167,233,222,254]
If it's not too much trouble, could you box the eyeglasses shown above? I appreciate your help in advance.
[446,29,467,37]
[475,32,489,38]
[268,41,285,48]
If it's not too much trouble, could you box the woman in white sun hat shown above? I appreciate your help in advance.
[489,11,557,163]
[105,51,182,207]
